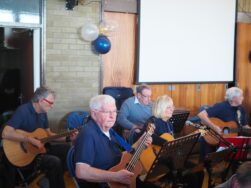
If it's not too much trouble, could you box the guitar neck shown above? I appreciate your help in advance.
[39,129,77,143]
[126,132,151,172]
[230,128,251,134]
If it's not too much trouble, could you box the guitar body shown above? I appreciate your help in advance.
[3,128,48,167]
[203,118,238,145]
[108,152,142,188]
[3,127,79,167]
[140,133,174,172]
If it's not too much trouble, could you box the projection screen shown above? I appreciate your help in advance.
[137,0,237,83]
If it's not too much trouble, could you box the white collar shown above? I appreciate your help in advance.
[134,96,140,104]
[102,131,110,139]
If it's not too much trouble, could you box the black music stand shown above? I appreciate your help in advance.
[169,110,190,137]
[143,132,200,187]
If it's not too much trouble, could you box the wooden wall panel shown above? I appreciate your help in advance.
[172,84,200,116]
[236,23,251,120]
[200,84,226,106]
[102,12,136,88]
[150,85,171,101]
[102,12,251,120]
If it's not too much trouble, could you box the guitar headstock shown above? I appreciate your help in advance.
[146,122,155,135]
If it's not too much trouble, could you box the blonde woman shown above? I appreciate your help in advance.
[131,95,174,144]
[142,95,204,188]
[150,95,175,137]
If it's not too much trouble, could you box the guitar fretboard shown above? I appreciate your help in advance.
[126,123,154,172]
[40,128,79,143]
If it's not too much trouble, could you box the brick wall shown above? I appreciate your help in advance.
[46,0,101,130]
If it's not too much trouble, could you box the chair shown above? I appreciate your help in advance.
[102,87,134,138]
[0,146,44,188]
[66,146,79,188]
[187,105,210,123]
[102,86,134,110]
[0,111,14,141]
[66,111,90,130]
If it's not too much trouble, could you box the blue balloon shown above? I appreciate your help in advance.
[92,35,111,54]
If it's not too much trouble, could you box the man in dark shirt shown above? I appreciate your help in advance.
[74,94,155,188]
[197,87,250,161]
[198,87,250,134]
[1,86,75,188]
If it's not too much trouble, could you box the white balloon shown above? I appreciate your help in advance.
[81,23,99,42]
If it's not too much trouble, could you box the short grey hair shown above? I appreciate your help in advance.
[136,84,151,94]
[225,87,243,102]
[89,95,116,111]
[31,86,56,103]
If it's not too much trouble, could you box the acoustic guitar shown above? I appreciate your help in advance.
[201,118,251,145]
[3,128,79,167]
[108,123,155,188]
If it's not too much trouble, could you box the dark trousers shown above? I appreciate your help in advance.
[40,143,70,188]
[199,137,216,161]
[0,147,16,188]
[0,142,70,188]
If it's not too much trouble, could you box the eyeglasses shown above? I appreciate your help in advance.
[98,110,118,115]
[43,98,54,105]
[140,93,151,99]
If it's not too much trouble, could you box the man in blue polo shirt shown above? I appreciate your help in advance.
[198,87,249,134]
[74,94,156,188]
[197,87,250,161]
[2,86,73,188]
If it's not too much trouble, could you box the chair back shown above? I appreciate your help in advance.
[67,111,89,130]
[67,146,76,177]
[102,87,133,110]
[66,146,80,187]
[187,105,210,123]
[0,111,14,141]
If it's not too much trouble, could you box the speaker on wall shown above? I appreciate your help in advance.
[66,0,76,10]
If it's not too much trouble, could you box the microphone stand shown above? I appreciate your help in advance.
[204,126,237,182]
[205,126,234,149]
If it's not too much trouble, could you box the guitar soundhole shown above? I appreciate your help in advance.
[223,128,230,135]
[20,142,28,153]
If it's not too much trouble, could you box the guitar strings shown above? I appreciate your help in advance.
[127,134,148,171]
[127,132,151,171]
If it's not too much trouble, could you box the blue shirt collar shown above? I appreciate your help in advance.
[28,101,36,114]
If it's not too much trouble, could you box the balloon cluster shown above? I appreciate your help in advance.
[80,20,118,54]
